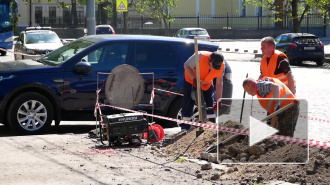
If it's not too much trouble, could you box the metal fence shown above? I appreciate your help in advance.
[36,13,327,31]
[36,17,86,28]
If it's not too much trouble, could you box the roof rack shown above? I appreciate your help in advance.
[24,26,53,31]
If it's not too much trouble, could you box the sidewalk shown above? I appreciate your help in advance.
[212,39,330,59]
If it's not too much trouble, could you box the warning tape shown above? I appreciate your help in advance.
[0,47,42,57]
[95,101,330,150]
[155,88,330,124]
[154,88,183,96]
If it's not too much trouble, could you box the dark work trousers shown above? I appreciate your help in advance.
[181,80,215,130]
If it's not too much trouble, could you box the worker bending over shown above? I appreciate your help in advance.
[243,77,299,137]
[181,51,225,130]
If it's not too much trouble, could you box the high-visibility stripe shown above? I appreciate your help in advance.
[207,114,216,118]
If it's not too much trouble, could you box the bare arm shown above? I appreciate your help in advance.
[269,83,280,128]
[286,72,295,95]
[215,76,223,102]
[269,83,280,105]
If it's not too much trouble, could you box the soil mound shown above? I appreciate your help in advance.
[161,121,330,184]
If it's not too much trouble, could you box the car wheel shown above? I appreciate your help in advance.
[167,99,199,128]
[0,50,6,56]
[7,92,54,135]
[316,59,324,66]
[167,99,183,128]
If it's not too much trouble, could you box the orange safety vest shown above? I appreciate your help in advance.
[260,50,296,87]
[256,77,298,114]
[184,51,225,91]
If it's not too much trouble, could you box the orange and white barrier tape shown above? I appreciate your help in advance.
[95,101,330,150]
[155,88,330,124]
[154,88,183,96]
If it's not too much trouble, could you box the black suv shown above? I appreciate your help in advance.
[0,35,219,134]
[275,33,325,66]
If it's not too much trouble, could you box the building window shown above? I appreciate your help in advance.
[77,11,84,24]
[49,7,56,24]
[239,0,246,17]
[35,6,42,25]
[63,9,71,25]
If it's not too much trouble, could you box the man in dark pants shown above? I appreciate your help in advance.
[213,61,233,115]
[181,51,225,130]
[243,77,299,137]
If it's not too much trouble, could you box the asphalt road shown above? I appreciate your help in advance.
[1,40,330,184]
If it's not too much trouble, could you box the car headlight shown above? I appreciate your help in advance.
[26,49,36,55]
[0,75,15,81]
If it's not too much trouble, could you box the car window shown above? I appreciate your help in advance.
[294,37,320,44]
[280,35,290,43]
[96,43,129,70]
[176,30,182,36]
[275,36,282,43]
[188,30,207,35]
[135,43,179,68]
[41,40,93,66]
[96,27,113,34]
[25,32,61,44]
[19,33,24,42]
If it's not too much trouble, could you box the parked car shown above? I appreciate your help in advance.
[0,35,219,134]
[14,27,63,60]
[174,28,211,41]
[275,33,325,66]
[96,25,115,35]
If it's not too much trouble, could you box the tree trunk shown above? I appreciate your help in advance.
[71,0,78,27]
[124,12,128,34]
[275,0,283,28]
[292,0,300,33]
[162,17,168,36]
[112,0,117,28]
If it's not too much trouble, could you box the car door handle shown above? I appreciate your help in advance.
[165,72,179,77]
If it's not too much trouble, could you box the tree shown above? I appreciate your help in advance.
[134,0,177,36]
[245,0,330,33]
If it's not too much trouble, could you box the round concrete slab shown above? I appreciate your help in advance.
[105,64,144,109]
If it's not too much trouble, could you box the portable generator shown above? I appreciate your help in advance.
[101,113,149,146]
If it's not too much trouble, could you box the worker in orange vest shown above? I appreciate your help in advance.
[260,36,296,94]
[243,77,299,137]
[181,51,225,130]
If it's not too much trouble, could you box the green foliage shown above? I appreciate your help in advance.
[134,0,177,23]
[175,157,186,163]
[244,0,330,32]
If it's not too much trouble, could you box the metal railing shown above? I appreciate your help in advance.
[35,13,327,31]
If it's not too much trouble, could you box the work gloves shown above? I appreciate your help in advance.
[192,78,197,88]
[213,101,222,111]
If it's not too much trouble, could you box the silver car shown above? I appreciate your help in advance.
[14,27,63,60]
[174,28,211,41]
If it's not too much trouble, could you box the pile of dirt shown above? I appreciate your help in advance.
[160,121,330,184]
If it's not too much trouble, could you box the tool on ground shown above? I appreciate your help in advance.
[205,102,295,153]
[193,37,204,137]
[240,73,248,123]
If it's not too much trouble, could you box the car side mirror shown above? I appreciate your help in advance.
[73,62,92,75]
[61,39,68,45]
